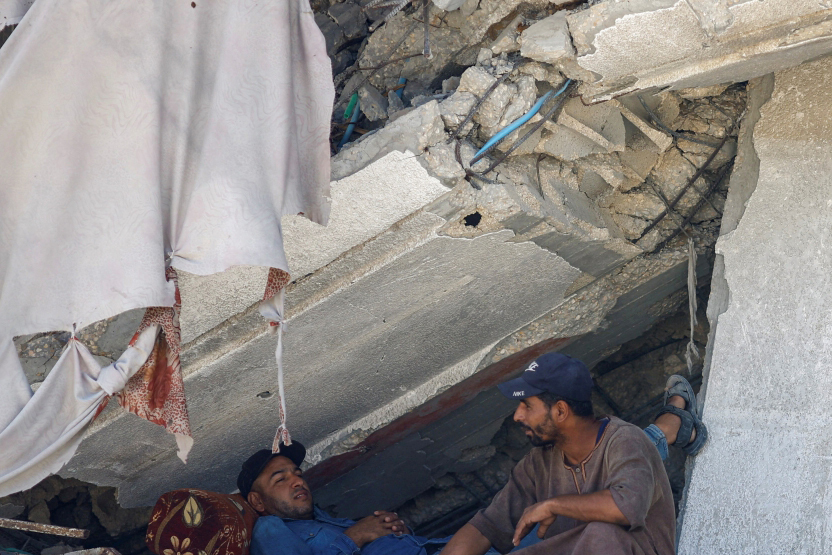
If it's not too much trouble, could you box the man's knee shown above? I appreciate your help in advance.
[581,521,631,541]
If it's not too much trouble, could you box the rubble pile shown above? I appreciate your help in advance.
[322,0,746,267]
[0,478,151,555]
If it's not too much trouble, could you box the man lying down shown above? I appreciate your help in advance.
[241,354,707,555]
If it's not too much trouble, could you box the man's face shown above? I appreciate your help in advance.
[513,395,564,447]
[248,456,314,519]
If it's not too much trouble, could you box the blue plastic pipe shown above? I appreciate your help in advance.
[470,79,572,165]
[338,97,361,151]
[396,77,407,99]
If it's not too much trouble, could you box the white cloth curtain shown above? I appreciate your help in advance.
[0,0,333,496]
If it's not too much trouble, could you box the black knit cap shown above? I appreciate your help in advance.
[237,442,306,498]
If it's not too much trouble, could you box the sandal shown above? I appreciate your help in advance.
[657,375,709,456]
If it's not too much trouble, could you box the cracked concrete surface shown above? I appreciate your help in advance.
[679,56,832,554]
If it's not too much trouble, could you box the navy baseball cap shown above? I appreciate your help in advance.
[498,352,592,402]
[237,441,306,498]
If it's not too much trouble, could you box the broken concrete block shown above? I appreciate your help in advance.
[560,97,625,152]
[439,91,477,132]
[432,0,466,12]
[476,48,493,66]
[499,75,536,128]
[491,14,523,55]
[442,76,461,94]
[656,92,681,127]
[423,141,466,180]
[333,100,447,180]
[520,13,574,66]
[475,81,515,128]
[612,99,673,152]
[387,90,406,117]
[651,147,699,201]
[359,84,389,122]
[328,2,367,39]
[619,137,660,182]
[314,12,346,56]
[458,66,496,97]
[537,123,605,161]
[567,0,832,99]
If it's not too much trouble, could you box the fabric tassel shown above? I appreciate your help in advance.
[259,268,293,453]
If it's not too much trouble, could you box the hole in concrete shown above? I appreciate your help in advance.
[463,212,482,227]
[257,390,272,399]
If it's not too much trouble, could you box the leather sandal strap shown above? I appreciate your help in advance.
[655,405,694,447]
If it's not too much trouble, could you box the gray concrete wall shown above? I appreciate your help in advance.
[679,55,832,554]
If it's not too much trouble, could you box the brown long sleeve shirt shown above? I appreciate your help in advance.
[468,417,675,555]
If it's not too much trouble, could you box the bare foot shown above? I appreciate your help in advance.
[654,395,696,445]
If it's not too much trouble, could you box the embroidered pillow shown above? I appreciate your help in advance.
[146,490,259,555]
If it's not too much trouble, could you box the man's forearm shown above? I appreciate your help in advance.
[439,523,492,555]
[547,490,628,526]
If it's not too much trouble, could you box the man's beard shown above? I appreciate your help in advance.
[521,415,565,447]
[269,497,314,520]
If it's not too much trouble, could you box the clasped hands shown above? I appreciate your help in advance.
[345,511,410,547]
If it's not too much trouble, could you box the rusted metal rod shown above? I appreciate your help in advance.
[0,518,90,539]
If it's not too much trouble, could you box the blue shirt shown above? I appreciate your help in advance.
[251,507,449,555]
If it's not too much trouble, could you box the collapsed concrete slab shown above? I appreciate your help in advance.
[679,56,832,553]
[567,0,832,99]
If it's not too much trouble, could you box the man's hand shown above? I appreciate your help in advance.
[512,490,629,546]
[512,500,557,546]
[344,511,409,547]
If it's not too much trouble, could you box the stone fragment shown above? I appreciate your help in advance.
[474,82,514,128]
[476,48,493,66]
[387,91,405,116]
[458,66,496,97]
[490,14,523,55]
[538,122,604,161]
[560,97,625,152]
[0,502,24,518]
[619,135,660,182]
[328,2,367,39]
[314,12,345,56]
[611,99,673,152]
[359,84,389,122]
[519,13,574,66]
[90,487,153,537]
[656,92,681,128]
[651,147,697,200]
[424,141,466,180]
[499,75,536,127]
[439,91,477,131]
[677,137,737,170]
[442,76,460,94]
[27,500,50,524]
[432,0,466,12]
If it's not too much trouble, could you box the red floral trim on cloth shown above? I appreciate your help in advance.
[263,267,290,300]
[263,268,290,327]
[116,267,192,441]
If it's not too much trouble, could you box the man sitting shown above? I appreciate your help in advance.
[441,353,683,555]
[242,354,704,555]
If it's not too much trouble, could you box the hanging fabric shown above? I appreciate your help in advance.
[0,0,333,495]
